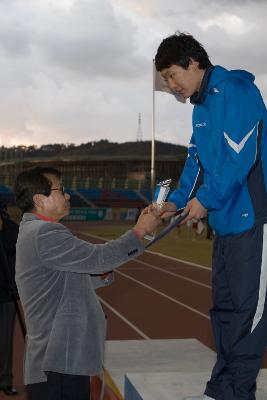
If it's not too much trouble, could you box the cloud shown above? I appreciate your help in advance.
[36,0,144,79]
[0,0,266,148]
[198,13,254,36]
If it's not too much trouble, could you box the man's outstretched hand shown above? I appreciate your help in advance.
[152,198,207,223]
[133,197,207,240]
[183,198,207,222]
[134,206,162,238]
[155,201,177,220]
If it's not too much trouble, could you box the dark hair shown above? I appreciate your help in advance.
[14,166,61,213]
[155,32,212,71]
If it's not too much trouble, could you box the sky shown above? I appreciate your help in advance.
[0,0,266,148]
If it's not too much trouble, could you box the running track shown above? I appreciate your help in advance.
[7,222,267,400]
[70,225,267,365]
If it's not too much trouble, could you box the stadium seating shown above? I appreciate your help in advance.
[0,185,15,206]
[65,189,91,208]
[0,183,151,209]
[77,188,148,208]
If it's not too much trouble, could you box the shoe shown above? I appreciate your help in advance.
[0,386,18,396]
[184,396,215,400]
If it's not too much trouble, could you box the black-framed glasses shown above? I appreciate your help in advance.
[51,186,65,194]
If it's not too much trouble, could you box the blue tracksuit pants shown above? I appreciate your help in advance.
[205,223,267,400]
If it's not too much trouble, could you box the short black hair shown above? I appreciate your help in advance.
[155,32,212,71]
[14,166,61,213]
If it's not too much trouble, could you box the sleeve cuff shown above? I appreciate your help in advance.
[132,228,144,242]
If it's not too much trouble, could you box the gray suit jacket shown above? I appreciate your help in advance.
[15,213,144,384]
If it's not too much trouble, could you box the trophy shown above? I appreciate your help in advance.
[145,178,172,241]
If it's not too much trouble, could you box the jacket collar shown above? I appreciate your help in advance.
[21,213,58,223]
[33,213,58,222]
[190,65,214,105]
[22,213,41,222]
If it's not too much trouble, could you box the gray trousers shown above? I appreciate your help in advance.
[0,301,16,387]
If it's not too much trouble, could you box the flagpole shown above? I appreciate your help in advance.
[151,60,156,198]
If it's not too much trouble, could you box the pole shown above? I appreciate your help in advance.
[151,60,156,199]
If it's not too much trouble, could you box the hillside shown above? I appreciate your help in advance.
[1,140,188,162]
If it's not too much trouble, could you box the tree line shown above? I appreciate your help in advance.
[0,140,187,160]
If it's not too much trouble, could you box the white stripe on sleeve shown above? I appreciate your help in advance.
[224,123,257,154]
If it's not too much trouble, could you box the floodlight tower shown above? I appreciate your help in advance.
[136,112,143,142]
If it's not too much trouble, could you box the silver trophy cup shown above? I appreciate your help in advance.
[145,178,172,241]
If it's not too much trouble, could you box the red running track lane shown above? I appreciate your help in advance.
[76,231,214,348]
[9,225,267,400]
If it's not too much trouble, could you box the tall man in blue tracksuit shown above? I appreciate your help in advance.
[155,32,267,400]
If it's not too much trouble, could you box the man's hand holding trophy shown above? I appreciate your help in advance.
[143,179,189,248]
[145,179,176,241]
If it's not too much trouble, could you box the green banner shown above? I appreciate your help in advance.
[63,208,108,221]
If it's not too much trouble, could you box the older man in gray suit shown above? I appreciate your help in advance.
[14,166,161,400]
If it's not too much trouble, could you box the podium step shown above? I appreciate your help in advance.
[104,339,215,395]
[124,371,267,400]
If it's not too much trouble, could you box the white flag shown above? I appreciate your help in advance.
[154,64,186,103]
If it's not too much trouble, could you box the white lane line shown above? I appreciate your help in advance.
[75,230,211,272]
[145,250,211,271]
[130,259,211,289]
[98,295,150,340]
[115,270,210,320]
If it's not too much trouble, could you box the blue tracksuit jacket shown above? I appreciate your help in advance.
[169,65,267,235]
